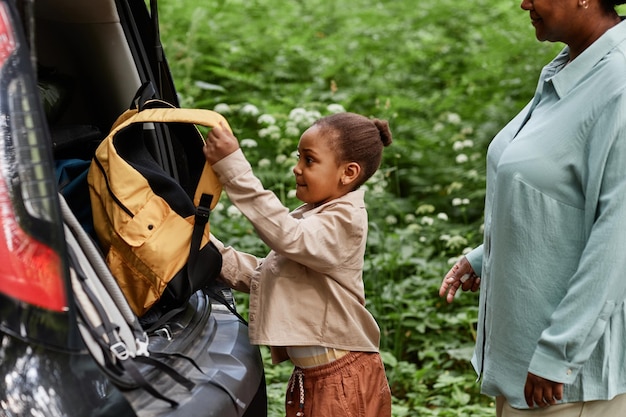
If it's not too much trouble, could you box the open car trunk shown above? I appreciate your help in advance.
[17,0,267,415]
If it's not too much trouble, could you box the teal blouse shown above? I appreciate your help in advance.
[466,20,626,409]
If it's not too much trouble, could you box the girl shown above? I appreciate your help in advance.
[204,112,392,417]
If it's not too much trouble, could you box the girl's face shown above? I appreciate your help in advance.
[293,125,351,206]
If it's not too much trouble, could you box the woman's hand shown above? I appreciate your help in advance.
[524,373,563,408]
[439,256,480,303]
[203,122,240,164]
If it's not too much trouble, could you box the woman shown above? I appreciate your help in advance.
[440,0,626,415]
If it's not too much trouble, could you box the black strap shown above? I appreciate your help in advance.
[134,356,195,391]
[149,0,165,93]
[142,303,186,334]
[121,359,180,408]
[205,287,249,326]
[131,81,157,111]
[150,350,207,375]
[187,193,213,294]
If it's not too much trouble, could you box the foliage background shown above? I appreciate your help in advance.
[155,1,618,415]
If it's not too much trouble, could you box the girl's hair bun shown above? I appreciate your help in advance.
[373,119,393,147]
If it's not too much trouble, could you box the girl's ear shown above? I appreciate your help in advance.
[341,162,361,186]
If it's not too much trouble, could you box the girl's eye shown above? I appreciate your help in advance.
[297,153,313,164]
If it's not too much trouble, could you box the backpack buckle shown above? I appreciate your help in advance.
[110,341,130,360]
[135,332,150,357]
[195,205,211,225]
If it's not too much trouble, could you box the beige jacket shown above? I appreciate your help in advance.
[210,150,380,363]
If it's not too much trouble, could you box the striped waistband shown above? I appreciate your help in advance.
[286,346,350,368]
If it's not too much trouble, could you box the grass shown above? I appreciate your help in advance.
[155,0,572,415]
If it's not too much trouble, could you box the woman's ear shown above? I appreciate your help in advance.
[341,162,361,186]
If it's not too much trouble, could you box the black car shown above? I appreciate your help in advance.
[0,0,266,416]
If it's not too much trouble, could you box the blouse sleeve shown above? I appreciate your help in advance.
[465,244,484,277]
[529,94,626,383]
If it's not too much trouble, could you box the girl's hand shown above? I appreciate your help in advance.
[439,256,480,303]
[204,122,240,164]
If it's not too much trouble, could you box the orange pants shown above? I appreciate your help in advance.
[284,351,392,417]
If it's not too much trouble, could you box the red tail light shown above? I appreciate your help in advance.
[0,3,15,66]
[0,183,66,312]
[0,3,67,312]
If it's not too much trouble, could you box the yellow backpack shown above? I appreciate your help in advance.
[87,99,229,317]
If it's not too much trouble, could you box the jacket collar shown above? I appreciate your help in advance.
[293,189,366,219]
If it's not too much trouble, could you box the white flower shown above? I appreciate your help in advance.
[240,138,258,148]
[421,216,434,226]
[419,236,427,243]
[285,124,302,137]
[447,182,463,193]
[404,214,416,223]
[213,103,232,114]
[259,125,281,140]
[276,154,287,164]
[307,110,322,121]
[407,223,421,233]
[240,104,260,116]
[257,114,276,125]
[327,103,346,114]
[446,112,462,124]
[287,189,297,199]
[466,169,479,180]
[437,212,449,221]
[258,158,271,168]
[385,215,397,225]
[416,204,435,214]
[461,127,474,135]
[452,198,470,206]
[289,108,308,122]
[445,235,469,249]
[453,141,464,151]
[455,153,469,164]
[226,205,242,218]
[462,139,474,148]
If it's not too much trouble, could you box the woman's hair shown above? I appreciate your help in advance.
[601,0,626,12]
[313,112,392,189]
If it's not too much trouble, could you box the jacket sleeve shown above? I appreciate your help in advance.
[211,150,365,273]
[210,234,262,293]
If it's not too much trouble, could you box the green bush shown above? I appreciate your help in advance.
[157,0,569,415]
